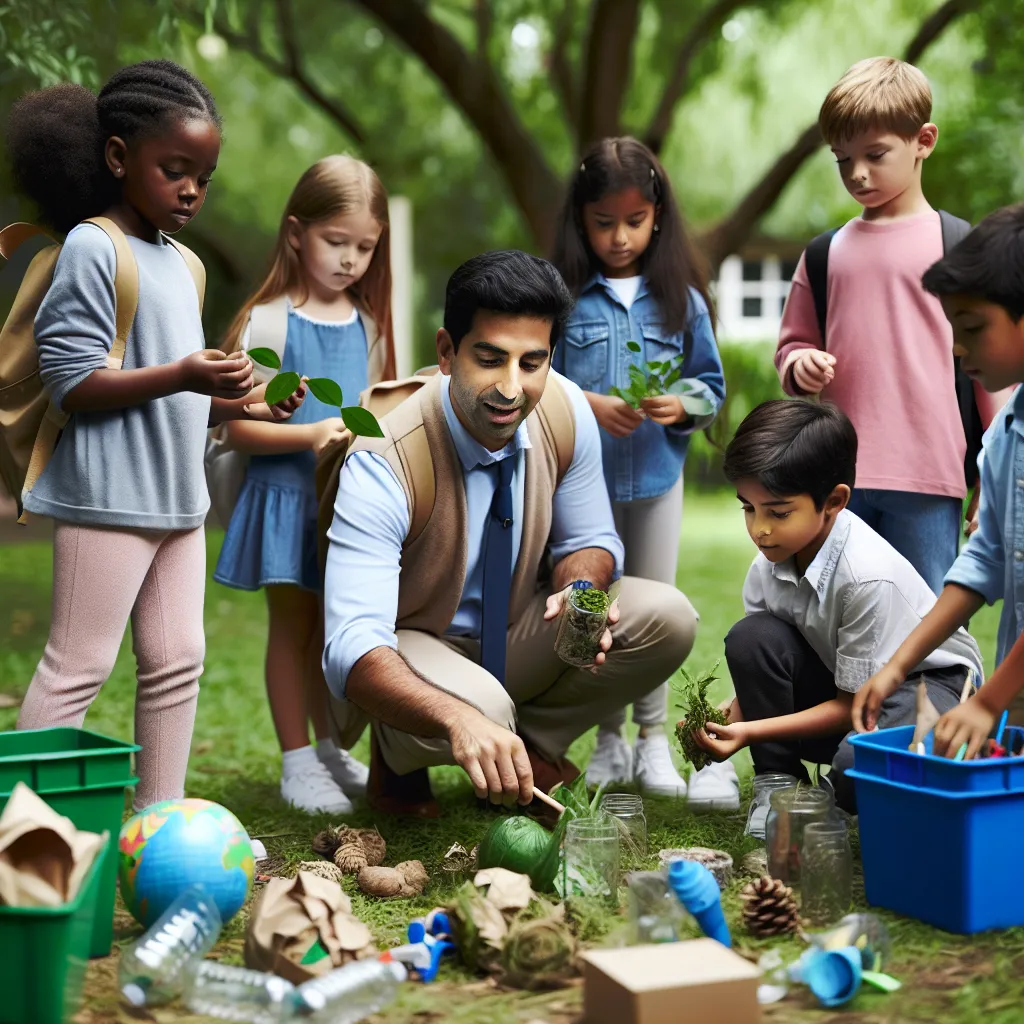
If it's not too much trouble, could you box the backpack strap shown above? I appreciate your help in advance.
[164,235,207,313]
[247,297,290,377]
[938,209,971,252]
[82,217,139,370]
[803,228,837,344]
[535,374,576,484]
[386,387,436,545]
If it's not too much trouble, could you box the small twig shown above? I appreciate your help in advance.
[532,789,566,815]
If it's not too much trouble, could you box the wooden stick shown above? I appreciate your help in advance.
[532,789,566,815]
[960,672,974,704]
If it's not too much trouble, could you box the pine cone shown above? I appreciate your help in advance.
[334,841,369,875]
[297,860,345,885]
[356,828,386,867]
[739,875,800,937]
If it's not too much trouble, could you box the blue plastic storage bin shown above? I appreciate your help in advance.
[848,725,1024,934]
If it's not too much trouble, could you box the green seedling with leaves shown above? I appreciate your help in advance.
[247,346,384,438]
[672,659,728,772]
[607,340,717,419]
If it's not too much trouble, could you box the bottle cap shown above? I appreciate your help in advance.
[121,984,146,1008]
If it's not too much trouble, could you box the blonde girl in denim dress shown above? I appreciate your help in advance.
[215,156,395,813]
[553,137,732,807]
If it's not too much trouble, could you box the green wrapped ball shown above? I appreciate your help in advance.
[476,816,560,891]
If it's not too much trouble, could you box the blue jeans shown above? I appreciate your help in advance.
[847,489,961,595]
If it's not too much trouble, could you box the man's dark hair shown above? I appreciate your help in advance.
[444,250,574,351]
[7,60,220,233]
[723,400,857,510]
[922,204,1024,320]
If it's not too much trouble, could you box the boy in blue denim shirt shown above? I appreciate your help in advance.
[853,204,1024,756]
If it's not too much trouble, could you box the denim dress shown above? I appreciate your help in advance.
[552,276,726,502]
[214,304,369,592]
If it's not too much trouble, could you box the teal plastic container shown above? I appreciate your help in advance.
[0,728,139,956]
[0,842,107,1023]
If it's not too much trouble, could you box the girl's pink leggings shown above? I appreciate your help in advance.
[18,522,206,810]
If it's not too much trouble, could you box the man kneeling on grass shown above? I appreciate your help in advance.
[692,399,983,812]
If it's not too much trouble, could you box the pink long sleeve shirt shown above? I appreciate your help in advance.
[775,211,1007,501]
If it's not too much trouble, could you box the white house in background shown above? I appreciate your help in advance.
[711,234,805,343]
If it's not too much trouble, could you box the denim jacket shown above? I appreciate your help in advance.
[945,386,1024,666]
[552,276,725,502]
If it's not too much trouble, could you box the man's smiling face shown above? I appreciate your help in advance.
[437,310,553,451]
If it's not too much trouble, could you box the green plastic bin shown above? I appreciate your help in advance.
[0,728,139,957]
[0,841,107,1024]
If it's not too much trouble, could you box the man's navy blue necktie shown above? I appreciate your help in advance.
[480,456,515,684]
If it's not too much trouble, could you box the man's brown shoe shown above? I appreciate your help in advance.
[367,734,440,818]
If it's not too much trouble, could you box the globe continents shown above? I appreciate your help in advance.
[118,798,254,928]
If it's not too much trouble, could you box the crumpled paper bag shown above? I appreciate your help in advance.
[244,869,377,984]
[0,781,106,907]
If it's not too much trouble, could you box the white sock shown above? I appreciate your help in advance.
[316,737,340,760]
[281,745,318,779]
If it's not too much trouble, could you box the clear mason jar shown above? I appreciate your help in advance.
[562,817,620,902]
[745,773,801,840]
[799,819,853,926]
[599,793,648,861]
[554,585,609,667]
[765,785,833,887]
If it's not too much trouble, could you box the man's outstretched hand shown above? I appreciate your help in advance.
[448,709,534,806]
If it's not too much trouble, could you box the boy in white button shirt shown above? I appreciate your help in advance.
[693,399,983,811]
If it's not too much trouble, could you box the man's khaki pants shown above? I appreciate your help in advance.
[328,576,698,774]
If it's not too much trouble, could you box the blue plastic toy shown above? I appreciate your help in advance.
[383,911,454,982]
[666,859,731,947]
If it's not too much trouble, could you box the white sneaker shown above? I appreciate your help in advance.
[281,760,354,814]
[633,732,688,798]
[318,745,369,799]
[687,761,741,811]
[587,731,634,788]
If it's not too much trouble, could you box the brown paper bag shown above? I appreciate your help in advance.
[244,870,376,984]
[0,782,106,907]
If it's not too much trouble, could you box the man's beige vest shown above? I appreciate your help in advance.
[347,371,576,636]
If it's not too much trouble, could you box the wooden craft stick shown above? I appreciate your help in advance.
[960,674,974,704]
[532,789,566,815]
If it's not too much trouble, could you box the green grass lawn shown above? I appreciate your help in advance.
[1,489,1021,1024]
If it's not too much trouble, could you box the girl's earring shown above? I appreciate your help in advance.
[653,223,660,233]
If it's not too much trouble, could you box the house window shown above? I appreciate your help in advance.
[742,297,763,318]
[781,259,799,282]
[741,260,763,282]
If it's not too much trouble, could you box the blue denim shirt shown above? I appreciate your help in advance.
[552,276,725,501]
[945,387,1024,666]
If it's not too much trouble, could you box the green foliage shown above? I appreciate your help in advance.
[341,406,384,439]
[608,342,684,409]
[672,659,728,771]
[246,347,281,371]
[572,587,609,615]
[305,377,343,408]
[264,370,301,408]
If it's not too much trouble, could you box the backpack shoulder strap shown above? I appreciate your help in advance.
[536,374,576,484]
[82,217,139,370]
[804,229,837,345]
[386,383,436,545]
[248,297,290,360]
[164,235,207,313]
[938,210,971,253]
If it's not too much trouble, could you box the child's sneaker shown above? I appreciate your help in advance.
[281,759,353,815]
[687,760,740,811]
[587,730,633,788]
[633,731,688,797]
[317,740,369,799]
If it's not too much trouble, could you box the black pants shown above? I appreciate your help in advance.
[724,613,968,813]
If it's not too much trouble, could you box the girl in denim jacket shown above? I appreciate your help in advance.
[553,136,732,807]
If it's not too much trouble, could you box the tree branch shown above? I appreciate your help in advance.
[698,0,978,273]
[547,0,578,139]
[644,0,747,154]
[183,0,367,143]
[475,0,492,60]
[351,0,563,253]
[578,0,641,146]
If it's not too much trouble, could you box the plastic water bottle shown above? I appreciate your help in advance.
[119,885,223,1007]
[185,960,296,1023]
[293,960,407,1022]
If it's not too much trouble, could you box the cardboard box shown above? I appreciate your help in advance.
[582,939,761,1024]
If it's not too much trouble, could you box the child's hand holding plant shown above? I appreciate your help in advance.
[241,378,308,421]
[607,341,716,425]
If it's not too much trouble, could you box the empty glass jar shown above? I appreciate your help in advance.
[562,817,620,902]
[745,773,800,840]
[799,819,853,926]
[765,785,833,887]
[598,794,648,861]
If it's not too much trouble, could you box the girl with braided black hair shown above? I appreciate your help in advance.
[10,60,304,809]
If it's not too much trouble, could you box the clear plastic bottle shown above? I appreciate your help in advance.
[119,885,223,1008]
[293,960,407,1022]
[185,961,296,1023]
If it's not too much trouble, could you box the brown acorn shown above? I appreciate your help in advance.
[739,875,800,937]
[334,841,369,875]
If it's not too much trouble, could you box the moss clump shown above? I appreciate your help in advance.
[672,661,728,771]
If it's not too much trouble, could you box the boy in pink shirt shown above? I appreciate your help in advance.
[775,57,1006,593]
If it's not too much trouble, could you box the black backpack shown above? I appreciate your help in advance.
[803,210,981,489]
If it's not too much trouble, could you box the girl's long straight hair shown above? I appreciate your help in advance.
[552,136,714,338]
[223,154,396,381]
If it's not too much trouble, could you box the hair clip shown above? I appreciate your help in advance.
[580,161,586,173]
[650,167,656,178]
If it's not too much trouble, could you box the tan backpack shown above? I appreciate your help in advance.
[314,367,576,575]
[0,217,205,521]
